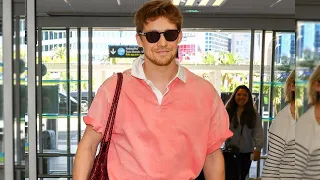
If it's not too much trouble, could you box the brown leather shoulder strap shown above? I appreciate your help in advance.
[102,73,123,142]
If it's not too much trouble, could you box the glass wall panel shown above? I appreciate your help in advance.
[296,22,320,116]
[255,31,296,179]
[13,17,27,180]
[273,32,296,114]
[0,0,3,178]
[250,30,266,178]
[38,28,92,178]
[38,29,71,178]
[179,31,251,99]
[295,21,320,180]
[1,6,27,179]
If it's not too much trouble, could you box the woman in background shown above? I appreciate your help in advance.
[224,85,263,180]
[262,69,295,179]
[295,65,320,179]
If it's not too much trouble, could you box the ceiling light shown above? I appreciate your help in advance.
[172,0,180,5]
[185,0,195,6]
[199,0,209,6]
[117,0,121,5]
[212,0,225,6]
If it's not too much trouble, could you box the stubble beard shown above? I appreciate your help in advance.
[144,49,177,67]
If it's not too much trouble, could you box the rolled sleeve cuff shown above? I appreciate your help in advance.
[207,130,233,155]
[83,116,104,135]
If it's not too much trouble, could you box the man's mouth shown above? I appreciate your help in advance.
[156,50,170,55]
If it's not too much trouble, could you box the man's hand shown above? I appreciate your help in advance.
[253,150,261,161]
[203,149,225,180]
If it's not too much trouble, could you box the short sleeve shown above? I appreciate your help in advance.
[207,91,233,155]
[83,84,110,135]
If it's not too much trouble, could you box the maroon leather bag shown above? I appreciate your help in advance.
[88,73,123,180]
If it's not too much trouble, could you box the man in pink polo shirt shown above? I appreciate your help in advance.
[73,0,233,179]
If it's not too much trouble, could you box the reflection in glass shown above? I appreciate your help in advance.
[295,65,320,180]
[273,32,295,116]
[296,22,320,115]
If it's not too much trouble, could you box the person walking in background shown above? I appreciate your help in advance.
[261,69,295,179]
[223,85,263,180]
[295,65,320,179]
[73,0,233,179]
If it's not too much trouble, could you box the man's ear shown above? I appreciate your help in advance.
[177,30,183,44]
[136,34,143,47]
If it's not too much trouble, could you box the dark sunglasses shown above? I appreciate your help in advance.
[138,30,180,43]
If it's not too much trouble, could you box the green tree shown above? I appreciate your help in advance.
[298,49,320,69]
[218,52,240,65]
[276,55,295,75]
[52,47,66,62]
[202,52,217,64]
[202,51,240,65]
[41,47,78,63]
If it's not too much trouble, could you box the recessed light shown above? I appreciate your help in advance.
[212,0,225,6]
[199,0,209,6]
[185,0,196,6]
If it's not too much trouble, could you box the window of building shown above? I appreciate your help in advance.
[44,32,49,40]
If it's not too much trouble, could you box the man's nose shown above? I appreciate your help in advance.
[157,34,168,47]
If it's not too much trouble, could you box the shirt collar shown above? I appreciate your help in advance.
[131,55,187,83]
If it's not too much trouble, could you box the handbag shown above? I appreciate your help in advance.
[88,73,123,180]
[223,144,240,155]
[223,117,244,180]
[223,120,243,156]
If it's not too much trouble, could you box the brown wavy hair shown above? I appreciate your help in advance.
[284,69,295,103]
[134,0,183,33]
[225,85,257,129]
[308,65,320,105]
